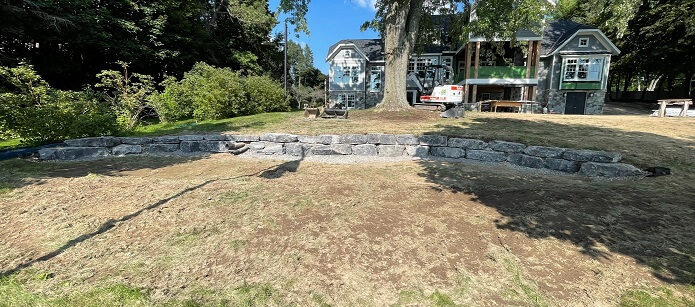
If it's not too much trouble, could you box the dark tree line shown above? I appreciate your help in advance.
[0,0,286,89]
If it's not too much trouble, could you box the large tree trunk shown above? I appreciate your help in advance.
[376,0,425,111]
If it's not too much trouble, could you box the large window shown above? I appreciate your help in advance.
[369,66,382,92]
[337,93,356,109]
[333,65,360,85]
[563,57,603,82]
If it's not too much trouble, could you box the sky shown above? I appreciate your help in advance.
[268,0,380,74]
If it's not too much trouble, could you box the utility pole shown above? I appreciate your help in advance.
[284,19,288,100]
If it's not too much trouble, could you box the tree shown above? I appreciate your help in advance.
[365,0,550,111]
[1,0,284,89]
[286,40,315,87]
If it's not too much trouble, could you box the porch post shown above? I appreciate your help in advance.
[531,40,542,101]
[463,43,472,104]
[472,42,480,106]
[525,40,534,101]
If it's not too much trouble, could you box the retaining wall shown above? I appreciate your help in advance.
[39,133,645,178]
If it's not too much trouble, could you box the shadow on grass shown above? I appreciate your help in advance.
[418,118,695,286]
[0,157,298,278]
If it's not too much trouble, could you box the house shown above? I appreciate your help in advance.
[325,20,620,114]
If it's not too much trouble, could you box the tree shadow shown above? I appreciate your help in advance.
[0,160,289,277]
[417,118,695,285]
[259,158,303,179]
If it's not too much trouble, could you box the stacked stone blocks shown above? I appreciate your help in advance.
[39,133,643,177]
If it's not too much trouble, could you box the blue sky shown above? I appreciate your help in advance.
[268,0,380,74]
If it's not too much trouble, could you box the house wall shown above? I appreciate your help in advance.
[537,33,614,115]
[561,34,609,53]
[328,46,367,108]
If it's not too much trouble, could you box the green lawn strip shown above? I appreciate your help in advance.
[619,286,695,307]
[0,138,22,151]
[0,273,292,307]
[129,111,299,137]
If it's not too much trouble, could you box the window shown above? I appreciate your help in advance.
[333,65,360,85]
[337,93,356,109]
[408,59,415,73]
[579,38,589,47]
[351,66,360,83]
[564,59,577,80]
[344,50,352,57]
[563,57,604,82]
[369,66,382,92]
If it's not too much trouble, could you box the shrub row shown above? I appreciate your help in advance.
[151,63,288,122]
[0,63,288,146]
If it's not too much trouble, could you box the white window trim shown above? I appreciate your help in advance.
[331,61,362,87]
[337,93,357,109]
[578,38,589,47]
[369,66,382,93]
[562,56,605,82]
[344,50,352,57]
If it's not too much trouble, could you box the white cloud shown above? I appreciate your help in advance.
[351,0,377,11]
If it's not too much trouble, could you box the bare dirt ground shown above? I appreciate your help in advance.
[1,111,694,306]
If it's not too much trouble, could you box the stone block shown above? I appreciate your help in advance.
[143,144,179,153]
[337,134,368,144]
[260,133,298,143]
[396,134,419,145]
[331,144,353,155]
[507,154,545,169]
[544,158,581,173]
[448,138,487,149]
[285,143,310,156]
[205,141,237,153]
[203,134,227,141]
[311,145,337,155]
[366,133,397,145]
[64,137,120,147]
[178,135,204,141]
[579,162,644,177]
[153,136,180,144]
[377,145,406,157]
[489,140,526,153]
[523,146,566,158]
[298,135,319,144]
[226,134,260,142]
[258,142,284,155]
[430,147,464,159]
[562,149,621,163]
[317,135,338,144]
[119,137,152,145]
[248,142,266,150]
[466,150,507,162]
[406,146,430,158]
[418,135,447,146]
[353,144,378,156]
[112,144,142,156]
[39,147,110,160]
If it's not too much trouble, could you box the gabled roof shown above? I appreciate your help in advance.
[541,20,620,56]
[326,39,383,62]
[325,39,453,62]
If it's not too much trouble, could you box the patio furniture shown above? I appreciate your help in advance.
[657,99,693,117]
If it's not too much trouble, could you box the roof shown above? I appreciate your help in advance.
[326,39,453,62]
[326,39,384,61]
[541,20,598,56]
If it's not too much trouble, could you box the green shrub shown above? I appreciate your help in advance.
[154,63,288,122]
[150,76,193,123]
[245,75,289,113]
[95,61,156,130]
[0,65,119,145]
[185,63,247,120]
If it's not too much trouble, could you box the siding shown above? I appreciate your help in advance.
[560,34,609,53]
[329,46,366,92]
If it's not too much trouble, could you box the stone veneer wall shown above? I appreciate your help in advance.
[544,89,606,115]
[39,133,645,178]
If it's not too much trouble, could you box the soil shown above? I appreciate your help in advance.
[2,154,692,306]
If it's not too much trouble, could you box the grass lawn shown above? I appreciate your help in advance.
[0,138,22,151]
[1,110,694,306]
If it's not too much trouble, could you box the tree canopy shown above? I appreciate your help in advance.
[0,0,285,89]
